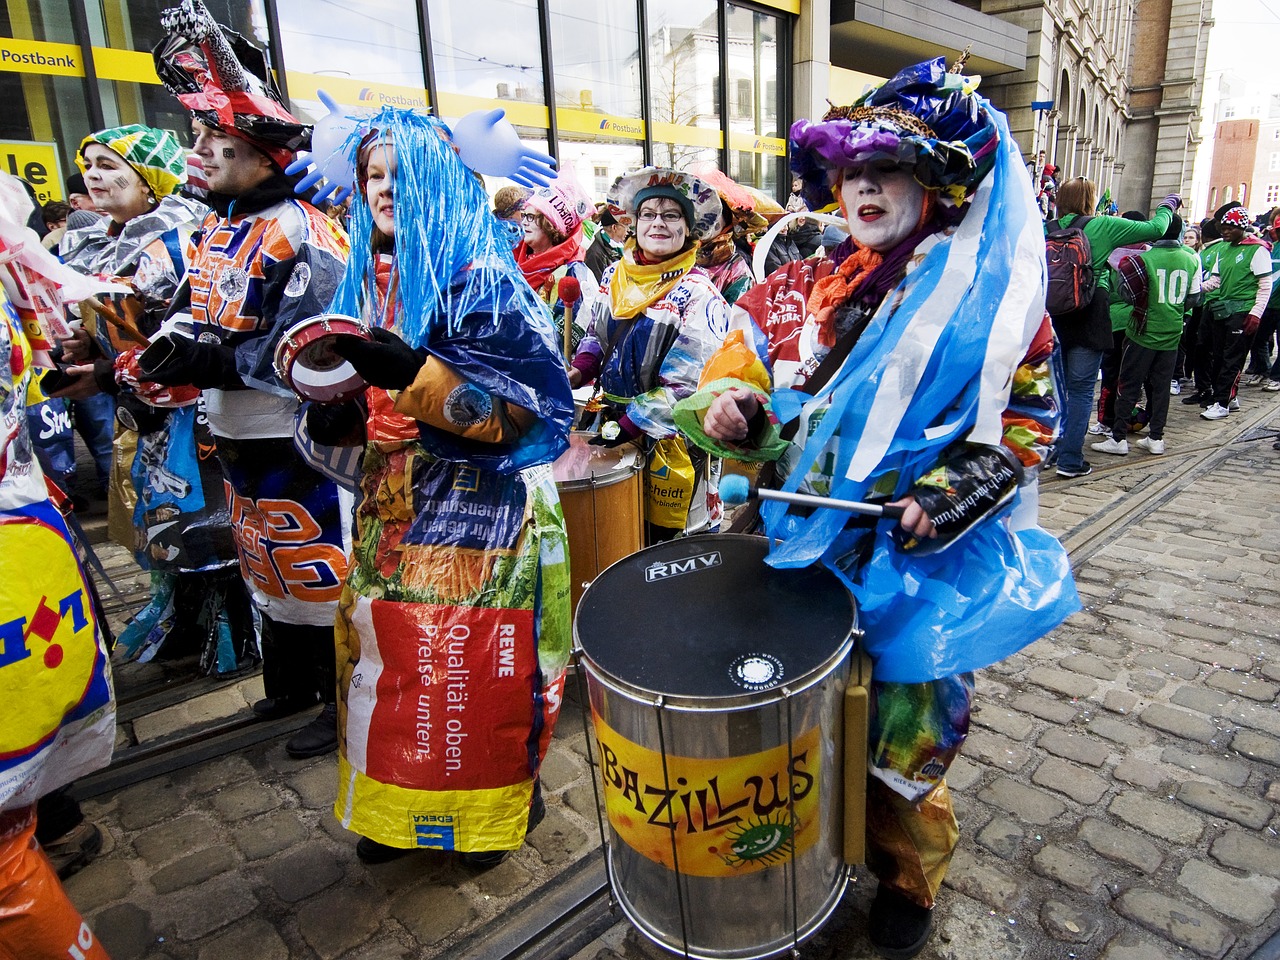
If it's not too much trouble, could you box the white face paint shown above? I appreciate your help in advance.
[521,211,551,253]
[635,197,689,260]
[363,142,396,237]
[839,160,926,253]
[80,143,151,224]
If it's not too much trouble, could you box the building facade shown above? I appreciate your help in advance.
[1,0,792,203]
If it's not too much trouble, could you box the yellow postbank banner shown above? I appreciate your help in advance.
[0,37,82,77]
[592,709,822,877]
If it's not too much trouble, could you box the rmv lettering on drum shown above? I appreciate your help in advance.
[597,740,815,832]
[645,551,721,582]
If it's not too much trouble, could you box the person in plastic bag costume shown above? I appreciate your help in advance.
[300,108,574,867]
[0,174,114,959]
[679,58,1079,958]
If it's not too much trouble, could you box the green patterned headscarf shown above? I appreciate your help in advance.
[77,124,188,199]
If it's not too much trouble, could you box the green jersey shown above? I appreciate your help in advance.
[1204,239,1270,307]
[1126,241,1200,351]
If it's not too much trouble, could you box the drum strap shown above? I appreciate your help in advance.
[727,317,867,535]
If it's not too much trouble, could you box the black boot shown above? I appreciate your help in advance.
[252,695,316,720]
[867,885,934,959]
[286,703,338,758]
[356,836,411,864]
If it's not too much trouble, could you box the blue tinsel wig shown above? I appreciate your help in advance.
[329,107,548,349]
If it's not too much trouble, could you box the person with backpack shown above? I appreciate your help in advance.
[1045,178,1180,478]
[1091,215,1200,456]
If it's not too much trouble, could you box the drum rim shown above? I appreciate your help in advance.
[574,533,859,705]
[554,432,642,489]
[274,313,370,401]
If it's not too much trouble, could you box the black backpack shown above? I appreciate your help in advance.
[1045,215,1096,316]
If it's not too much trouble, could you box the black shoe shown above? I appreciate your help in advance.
[1181,392,1209,406]
[459,849,510,869]
[41,822,103,880]
[356,836,411,863]
[252,695,316,720]
[285,703,338,758]
[1055,461,1092,479]
[867,886,934,959]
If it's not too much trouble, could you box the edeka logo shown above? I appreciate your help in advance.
[592,709,822,877]
[598,118,643,136]
[644,551,720,582]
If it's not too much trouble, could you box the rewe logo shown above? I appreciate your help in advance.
[645,551,721,582]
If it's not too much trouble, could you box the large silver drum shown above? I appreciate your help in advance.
[575,534,855,960]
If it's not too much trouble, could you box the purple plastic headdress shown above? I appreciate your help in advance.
[789,57,998,209]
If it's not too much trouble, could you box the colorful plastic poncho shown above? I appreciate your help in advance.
[323,108,573,853]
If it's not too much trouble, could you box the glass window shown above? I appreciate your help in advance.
[2,0,100,189]
[277,0,425,121]
[88,0,270,147]
[646,0,720,172]
[430,0,544,109]
[549,0,642,201]
[726,3,785,195]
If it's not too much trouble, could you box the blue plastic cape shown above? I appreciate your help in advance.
[766,100,1079,682]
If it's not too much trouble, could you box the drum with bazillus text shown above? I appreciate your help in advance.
[574,534,856,960]
[273,313,370,404]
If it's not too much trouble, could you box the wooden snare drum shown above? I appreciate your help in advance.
[552,432,644,612]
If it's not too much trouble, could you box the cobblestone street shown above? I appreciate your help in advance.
[67,386,1280,960]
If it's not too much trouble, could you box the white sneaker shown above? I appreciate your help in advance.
[1244,373,1265,386]
[1170,380,1181,395]
[1136,436,1165,454]
[1201,403,1229,420]
[1228,397,1240,411]
[1091,436,1129,455]
[1087,422,1107,435]
[1264,380,1280,391]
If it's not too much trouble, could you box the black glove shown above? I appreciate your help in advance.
[305,398,366,446]
[138,334,241,389]
[331,327,425,391]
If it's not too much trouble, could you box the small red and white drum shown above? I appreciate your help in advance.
[273,314,370,404]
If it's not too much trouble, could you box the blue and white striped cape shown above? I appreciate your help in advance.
[763,101,1079,682]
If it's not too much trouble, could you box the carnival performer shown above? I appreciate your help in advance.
[679,58,1079,958]
[296,108,572,866]
[0,171,114,960]
[512,163,597,358]
[567,166,728,539]
[138,0,352,758]
[688,164,770,305]
[49,124,255,675]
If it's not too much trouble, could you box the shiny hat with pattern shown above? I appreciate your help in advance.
[1219,206,1252,230]
[77,124,188,199]
[154,0,309,169]
[523,161,592,238]
[606,166,722,241]
[789,56,999,210]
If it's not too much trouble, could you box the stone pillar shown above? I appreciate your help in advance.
[793,0,831,125]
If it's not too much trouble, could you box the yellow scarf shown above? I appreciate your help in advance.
[608,240,699,319]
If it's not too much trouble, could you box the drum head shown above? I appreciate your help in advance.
[552,432,640,486]
[576,534,855,699]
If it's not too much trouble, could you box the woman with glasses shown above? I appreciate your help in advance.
[513,166,597,359]
[567,166,728,539]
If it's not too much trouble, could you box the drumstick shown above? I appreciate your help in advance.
[81,296,151,346]
[719,473,905,519]
[558,275,580,362]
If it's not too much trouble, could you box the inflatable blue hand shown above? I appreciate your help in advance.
[451,108,557,187]
[287,90,361,203]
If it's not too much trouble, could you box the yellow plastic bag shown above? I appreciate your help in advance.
[697,329,771,392]
[645,436,696,531]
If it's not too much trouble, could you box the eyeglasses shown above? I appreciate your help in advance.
[637,210,685,223]
[520,212,538,222]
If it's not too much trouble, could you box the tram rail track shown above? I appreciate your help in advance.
[73,405,1280,960]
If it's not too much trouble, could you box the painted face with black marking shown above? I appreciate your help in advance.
[363,141,396,238]
[80,143,152,224]
[192,120,273,197]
